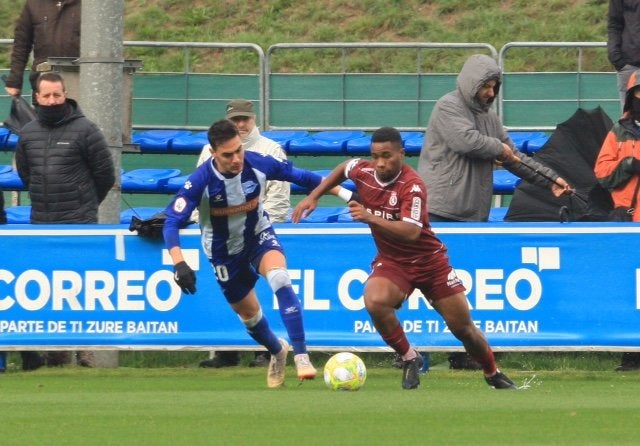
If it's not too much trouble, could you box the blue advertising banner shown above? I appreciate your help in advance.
[0,222,639,351]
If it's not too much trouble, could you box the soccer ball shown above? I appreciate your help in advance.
[323,352,367,391]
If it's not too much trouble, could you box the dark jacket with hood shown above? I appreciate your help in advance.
[15,98,115,223]
[608,0,640,71]
[594,69,640,221]
[418,54,560,221]
[5,0,81,90]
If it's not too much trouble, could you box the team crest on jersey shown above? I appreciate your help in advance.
[410,184,422,193]
[389,193,398,206]
[173,197,187,213]
[242,181,258,194]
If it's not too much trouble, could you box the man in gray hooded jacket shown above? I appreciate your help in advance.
[418,53,571,223]
[418,53,572,370]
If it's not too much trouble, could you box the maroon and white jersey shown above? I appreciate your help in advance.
[345,159,448,263]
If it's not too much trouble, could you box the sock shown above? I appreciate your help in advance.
[472,349,498,376]
[244,313,282,355]
[381,324,411,356]
[275,286,306,355]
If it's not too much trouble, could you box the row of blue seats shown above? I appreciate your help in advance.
[0,127,550,156]
[3,205,512,225]
[0,165,520,195]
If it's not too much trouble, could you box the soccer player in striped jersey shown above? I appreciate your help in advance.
[163,118,354,388]
[292,126,517,390]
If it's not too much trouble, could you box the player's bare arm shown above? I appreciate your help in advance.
[291,161,350,222]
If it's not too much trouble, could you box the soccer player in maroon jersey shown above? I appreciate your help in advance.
[291,126,517,390]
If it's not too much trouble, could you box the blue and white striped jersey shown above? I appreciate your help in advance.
[163,151,322,259]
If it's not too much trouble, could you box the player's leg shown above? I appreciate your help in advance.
[432,292,517,389]
[364,275,423,389]
[231,289,289,388]
[258,249,316,380]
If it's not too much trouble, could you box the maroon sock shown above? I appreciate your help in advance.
[381,324,411,356]
[472,349,497,376]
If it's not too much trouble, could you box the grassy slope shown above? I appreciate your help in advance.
[0,0,611,72]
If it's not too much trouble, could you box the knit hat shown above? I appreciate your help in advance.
[225,99,255,119]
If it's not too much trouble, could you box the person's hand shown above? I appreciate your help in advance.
[551,176,573,197]
[4,86,20,97]
[291,196,318,223]
[348,200,370,223]
[174,261,196,294]
[496,143,519,164]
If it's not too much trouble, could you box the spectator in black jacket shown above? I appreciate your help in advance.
[15,72,114,368]
[16,72,115,224]
[608,0,640,108]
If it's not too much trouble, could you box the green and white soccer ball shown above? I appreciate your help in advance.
[324,352,367,391]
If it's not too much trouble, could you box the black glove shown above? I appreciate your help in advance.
[174,261,196,294]
[631,158,640,173]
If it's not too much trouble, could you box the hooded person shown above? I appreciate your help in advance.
[594,68,640,223]
[417,53,571,223]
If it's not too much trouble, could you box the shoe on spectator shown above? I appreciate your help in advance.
[448,352,482,370]
[615,352,640,371]
[267,339,289,388]
[199,351,240,368]
[249,352,270,368]
[21,351,45,371]
[77,351,95,368]
[294,353,317,380]
[485,371,518,389]
[44,351,72,367]
[402,350,423,390]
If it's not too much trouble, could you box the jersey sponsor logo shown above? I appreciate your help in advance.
[210,196,259,217]
[173,197,187,213]
[411,196,422,220]
[410,184,422,193]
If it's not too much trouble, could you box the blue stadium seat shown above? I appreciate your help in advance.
[488,206,509,222]
[262,130,309,150]
[171,131,209,154]
[290,170,356,194]
[121,168,181,193]
[290,206,353,223]
[163,174,190,194]
[403,135,424,155]
[507,131,547,153]
[493,169,521,194]
[120,207,166,224]
[5,205,31,224]
[0,168,25,190]
[132,130,192,153]
[525,134,550,155]
[0,127,9,149]
[288,130,365,155]
[345,135,371,156]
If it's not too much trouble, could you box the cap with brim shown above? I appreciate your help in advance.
[225,99,255,119]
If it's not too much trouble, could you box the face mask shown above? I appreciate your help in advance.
[37,102,69,126]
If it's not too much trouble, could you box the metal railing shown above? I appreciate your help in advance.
[498,41,615,131]
[265,42,497,131]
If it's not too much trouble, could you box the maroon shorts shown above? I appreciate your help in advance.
[369,252,465,303]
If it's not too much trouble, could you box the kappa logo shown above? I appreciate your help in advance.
[410,184,422,193]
